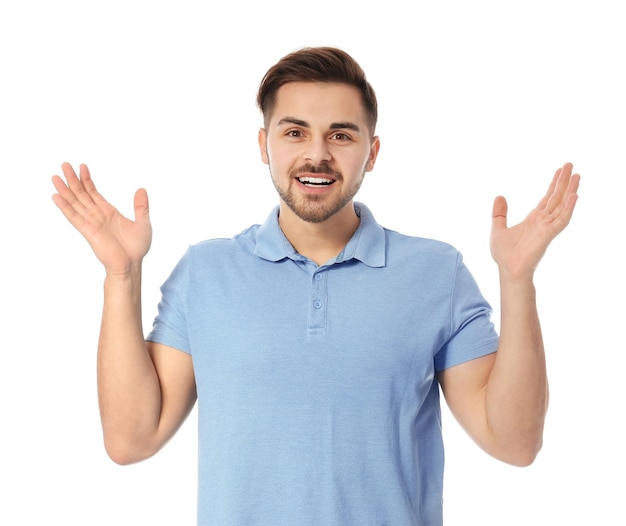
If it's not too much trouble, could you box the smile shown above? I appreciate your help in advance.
[297,176,334,187]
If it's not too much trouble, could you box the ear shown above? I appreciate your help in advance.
[258,128,269,165]
[365,136,381,172]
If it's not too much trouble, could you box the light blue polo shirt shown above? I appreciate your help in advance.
[147,203,499,526]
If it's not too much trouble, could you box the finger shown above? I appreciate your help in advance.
[536,166,562,210]
[60,161,78,182]
[62,162,96,209]
[51,176,88,227]
[51,173,69,195]
[566,171,581,197]
[79,163,98,194]
[545,162,574,214]
[552,174,580,229]
[548,165,580,222]
[52,164,89,216]
[60,161,82,191]
[78,163,112,210]
[133,188,150,225]
[491,195,508,230]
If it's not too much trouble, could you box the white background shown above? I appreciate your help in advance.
[1,1,624,524]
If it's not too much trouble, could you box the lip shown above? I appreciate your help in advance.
[295,175,336,194]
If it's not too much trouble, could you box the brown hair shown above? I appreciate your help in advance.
[256,47,378,136]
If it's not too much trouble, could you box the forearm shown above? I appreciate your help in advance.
[485,275,548,466]
[97,267,162,464]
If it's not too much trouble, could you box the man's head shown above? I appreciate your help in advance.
[257,47,381,226]
[257,47,378,137]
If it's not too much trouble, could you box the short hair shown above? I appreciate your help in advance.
[256,47,378,136]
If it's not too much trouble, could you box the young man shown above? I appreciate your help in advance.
[51,47,580,525]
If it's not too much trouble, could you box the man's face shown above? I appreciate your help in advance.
[258,82,380,224]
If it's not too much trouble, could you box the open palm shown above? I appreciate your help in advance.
[490,163,580,280]
[52,163,152,275]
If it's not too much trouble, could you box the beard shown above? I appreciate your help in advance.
[271,163,364,224]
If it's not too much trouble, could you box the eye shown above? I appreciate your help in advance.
[331,132,351,141]
[286,129,303,138]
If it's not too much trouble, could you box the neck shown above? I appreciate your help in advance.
[278,202,360,266]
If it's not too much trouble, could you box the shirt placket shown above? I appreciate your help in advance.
[308,268,328,336]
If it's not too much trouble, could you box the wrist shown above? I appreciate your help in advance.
[498,270,537,303]
[103,264,143,287]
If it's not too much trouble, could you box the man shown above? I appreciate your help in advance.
[51,47,580,525]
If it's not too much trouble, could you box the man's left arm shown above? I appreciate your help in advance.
[439,162,580,466]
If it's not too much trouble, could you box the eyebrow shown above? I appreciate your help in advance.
[276,117,361,133]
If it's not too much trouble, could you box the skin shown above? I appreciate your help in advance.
[440,164,579,465]
[51,164,196,463]
[51,81,579,467]
[258,82,380,265]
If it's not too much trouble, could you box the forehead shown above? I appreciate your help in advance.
[270,81,367,127]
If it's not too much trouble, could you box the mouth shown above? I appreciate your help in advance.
[296,176,335,187]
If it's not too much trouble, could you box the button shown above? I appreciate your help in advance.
[315,273,323,280]
[313,300,322,309]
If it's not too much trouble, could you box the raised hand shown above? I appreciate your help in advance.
[51,162,152,276]
[490,162,580,280]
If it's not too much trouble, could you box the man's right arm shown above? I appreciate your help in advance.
[97,271,196,465]
[52,163,196,464]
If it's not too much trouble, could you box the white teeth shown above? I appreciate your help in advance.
[298,176,333,185]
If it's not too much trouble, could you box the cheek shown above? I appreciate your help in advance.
[265,145,297,173]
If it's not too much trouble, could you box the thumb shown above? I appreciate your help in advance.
[133,188,150,224]
[492,195,508,230]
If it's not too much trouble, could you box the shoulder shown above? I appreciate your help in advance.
[383,227,462,267]
[188,224,261,257]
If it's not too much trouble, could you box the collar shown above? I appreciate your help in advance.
[253,202,386,268]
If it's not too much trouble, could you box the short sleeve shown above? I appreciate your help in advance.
[434,254,499,371]
[146,249,191,354]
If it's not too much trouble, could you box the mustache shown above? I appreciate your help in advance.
[292,163,343,180]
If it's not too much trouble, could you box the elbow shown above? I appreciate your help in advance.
[103,434,157,466]
[105,447,140,467]
[507,449,541,468]
[518,437,544,467]
[497,436,544,467]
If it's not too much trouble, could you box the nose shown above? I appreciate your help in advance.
[304,136,332,164]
